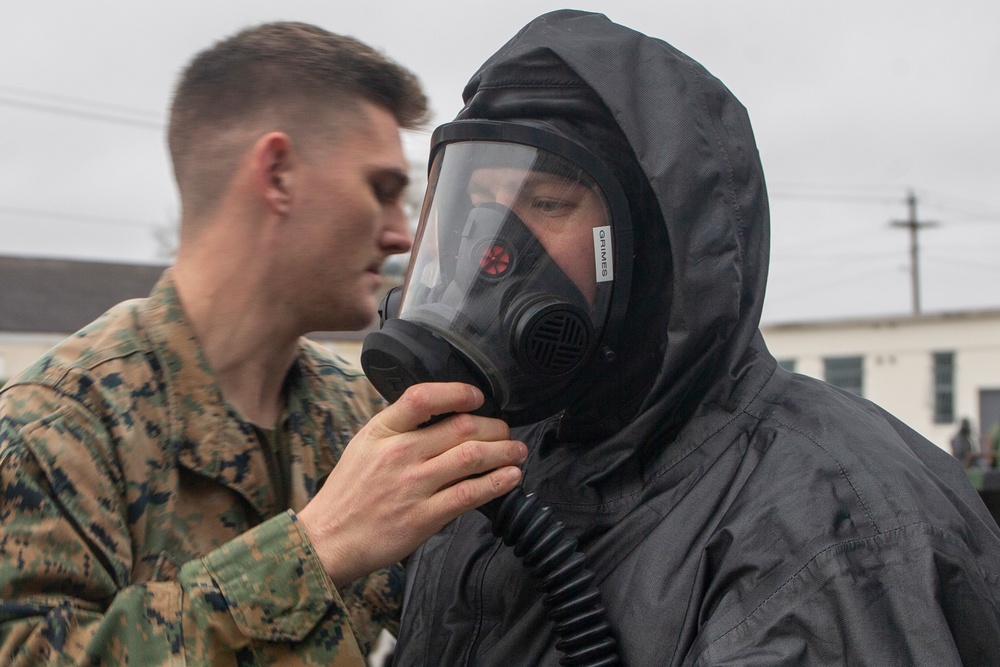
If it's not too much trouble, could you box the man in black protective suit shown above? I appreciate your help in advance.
[362,10,1000,666]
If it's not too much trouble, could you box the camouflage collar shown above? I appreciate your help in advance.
[137,270,320,517]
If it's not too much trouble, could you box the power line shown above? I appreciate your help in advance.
[923,256,999,273]
[767,265,903,305]
[769,191,899,205]
[0,204,162,229]
[772,185,1000,222]
[773,251,899,262]
[0,94,162,129]
[770,181,902,193]
[0,83,161,119]
[916,191,1000,223]
[770,225,898,256]
[770,182,902,203]
[0,95,162,129]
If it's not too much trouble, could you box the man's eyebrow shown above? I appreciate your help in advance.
[522,173,585,190]
[467,179,495,195]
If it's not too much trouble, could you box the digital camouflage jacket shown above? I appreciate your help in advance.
[0,271,397,666]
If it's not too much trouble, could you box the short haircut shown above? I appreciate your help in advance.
[168,21,429,219]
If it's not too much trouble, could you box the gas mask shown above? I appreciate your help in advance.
[362,121,632,426]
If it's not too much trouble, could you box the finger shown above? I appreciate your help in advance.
[428,465,523,519]
[414,412,512,459]
[373,382,485,435]
[421,438,527,490]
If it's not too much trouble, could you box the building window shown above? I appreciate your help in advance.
[776,358,796,373]
[824,356,863,396]
[933,351,955,424]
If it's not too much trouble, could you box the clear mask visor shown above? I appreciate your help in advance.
[398,141,616,395]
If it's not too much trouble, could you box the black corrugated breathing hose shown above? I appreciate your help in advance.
[480,488,621,667]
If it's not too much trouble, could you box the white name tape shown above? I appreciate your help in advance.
[593,225,613,283]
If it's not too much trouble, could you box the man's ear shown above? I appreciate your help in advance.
[253,132,294,215]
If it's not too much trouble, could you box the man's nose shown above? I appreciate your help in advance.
[382,203,413,254]
[493,191,517,209]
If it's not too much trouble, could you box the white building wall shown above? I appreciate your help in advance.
[0,333,68,382]
[6,314,999,456]
[763,311,1000,452]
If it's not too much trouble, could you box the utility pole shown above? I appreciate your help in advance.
[891,189,937,315]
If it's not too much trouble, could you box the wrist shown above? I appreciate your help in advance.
[297,503,366,588]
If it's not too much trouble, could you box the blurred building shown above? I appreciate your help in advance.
[763,310,1000,454]
[0,256,167,382]
[5,256,999,456]
[0,256,373,384]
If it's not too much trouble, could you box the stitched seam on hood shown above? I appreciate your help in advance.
[745,410,880,536]
[476,80,592,90]
[702,521,988,660]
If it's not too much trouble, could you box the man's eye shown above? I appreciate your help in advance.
[373,178,405,204]
[532,198,572,214]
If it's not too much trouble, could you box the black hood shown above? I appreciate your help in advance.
[455,10,769,468]
[393,14,1000,667]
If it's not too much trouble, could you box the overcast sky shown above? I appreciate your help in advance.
[1,1,997,324]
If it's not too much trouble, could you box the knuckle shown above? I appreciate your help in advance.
[374,440,408,468]
[457,441,486,471]
[399,384,430,411]
[362,414,393,439]
[453,480,479,509]
[507,440,524,463]
[448,413,478,439]
[490,418,511,440]
[398,466,420,490]
[490,471,505,494]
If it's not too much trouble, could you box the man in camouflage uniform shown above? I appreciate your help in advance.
[0,23,527,665]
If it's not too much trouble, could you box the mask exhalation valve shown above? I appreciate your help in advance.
[513,298,592,376]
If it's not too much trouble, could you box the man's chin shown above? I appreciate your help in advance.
[307,303,378,336]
